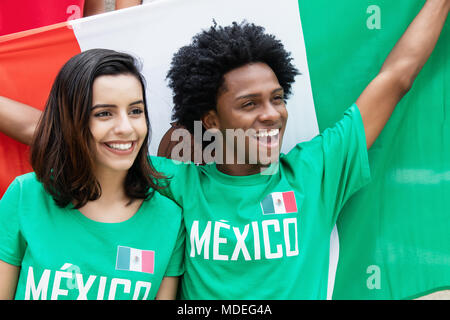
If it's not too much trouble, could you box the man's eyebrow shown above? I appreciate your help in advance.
[235,87,284,100]
[235,93,260,100]
[91,100,144,110]
[272,87,284,94]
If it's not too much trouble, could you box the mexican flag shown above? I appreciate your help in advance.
[0,0,449,300]
[261,191,298,215]
[116,246,155,274]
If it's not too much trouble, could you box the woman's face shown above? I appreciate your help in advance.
[89,74,147,176]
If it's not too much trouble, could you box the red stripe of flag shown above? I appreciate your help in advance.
[141,250,155,274]
[282,191,298,213]
[0,23,81,196]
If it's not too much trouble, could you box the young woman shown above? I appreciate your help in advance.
[0,49,185,300]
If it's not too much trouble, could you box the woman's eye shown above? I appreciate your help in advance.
[130,108,144,115]
[94,111,111,117]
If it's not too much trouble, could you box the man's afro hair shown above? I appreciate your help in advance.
[166,21,300,134]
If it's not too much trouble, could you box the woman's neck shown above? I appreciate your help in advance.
[77,168,142,223]
[95,167,128,202]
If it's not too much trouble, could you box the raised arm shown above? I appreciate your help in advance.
[0,97,41,145]
[115,0,142,10]
[357,0,449,149]
[83,0,105,16]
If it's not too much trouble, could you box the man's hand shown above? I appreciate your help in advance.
[357,0,449,149]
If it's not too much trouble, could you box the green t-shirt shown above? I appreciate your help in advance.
[0,173,185,300]
[152,104,371,299]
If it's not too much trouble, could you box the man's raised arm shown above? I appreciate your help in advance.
[357,0,449,149]
[0,97,41,145]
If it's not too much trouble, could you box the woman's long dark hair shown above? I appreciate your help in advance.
[31,48,166,209]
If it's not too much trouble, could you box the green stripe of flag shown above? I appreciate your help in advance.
[298,0,450,299]
[261,194,276,215]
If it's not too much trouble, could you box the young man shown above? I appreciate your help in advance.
[152,0,449,299]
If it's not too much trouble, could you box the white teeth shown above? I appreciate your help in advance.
[106,142,132,150]
[255,129,279,138]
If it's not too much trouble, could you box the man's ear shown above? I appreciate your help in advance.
[201,109,220,130]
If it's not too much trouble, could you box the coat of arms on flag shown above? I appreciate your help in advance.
[260,191,298,215]
[116,246,155,274]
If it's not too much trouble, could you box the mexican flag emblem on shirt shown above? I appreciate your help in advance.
[116,246,155,274]
[261,191,297,215]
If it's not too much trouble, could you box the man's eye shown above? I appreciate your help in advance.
[273,95,285,104]
[242,101,255,108]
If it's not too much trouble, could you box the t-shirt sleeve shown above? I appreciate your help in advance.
[320,104,371,224]
[150,156,200,207]
[286,103,371,227]
[0,178,27,266]
[164,221,186,277]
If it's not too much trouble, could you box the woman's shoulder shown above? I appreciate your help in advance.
[14,171,38,182]
[9,172,43,191]
[139,191,184,230]
[145,190,182,215]
[1,172,49,212]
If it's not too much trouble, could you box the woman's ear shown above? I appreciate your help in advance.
[201,109,220,130]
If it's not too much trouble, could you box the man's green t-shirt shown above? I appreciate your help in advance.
[0,173,185,300]
[152,104,371,299]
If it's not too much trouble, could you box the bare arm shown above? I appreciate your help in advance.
[357,0,449,149]
[115,0,142,10]
[0,97,41,145]
[155,276,179,300]
[0,260,20,300]
[83,0,105,16]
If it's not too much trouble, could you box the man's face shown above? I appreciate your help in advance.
[204,62,287,167]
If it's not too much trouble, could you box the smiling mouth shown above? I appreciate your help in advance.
[103,141,136,154]
[254,129,279,138]
[105,142,133,150]
[253,129,280,146]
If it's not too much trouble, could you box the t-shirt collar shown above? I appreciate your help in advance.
[203,161,280,186]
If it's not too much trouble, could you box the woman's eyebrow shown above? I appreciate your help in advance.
[91,104,116,110]
[91,100,144,110]
[129,100,144,106]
